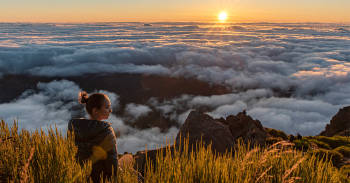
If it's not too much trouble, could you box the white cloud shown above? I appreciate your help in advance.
[1,22,350,137]
[246,97,345,135]
[207,101,247,119]
[124,103,152,119]
[148,90,347,136]
[116,125,178,154]
[0,80,81,131]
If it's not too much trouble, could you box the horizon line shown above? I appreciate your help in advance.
[1,20,350,24]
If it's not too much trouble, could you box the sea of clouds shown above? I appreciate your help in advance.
[0,22,350,153]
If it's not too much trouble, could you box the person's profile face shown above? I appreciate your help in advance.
[93,97,112,121]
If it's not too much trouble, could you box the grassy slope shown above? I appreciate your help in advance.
[1,120,349,183]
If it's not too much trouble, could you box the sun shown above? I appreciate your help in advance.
[218,11,228,22]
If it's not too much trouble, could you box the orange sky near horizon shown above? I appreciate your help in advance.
[1,0,350,23]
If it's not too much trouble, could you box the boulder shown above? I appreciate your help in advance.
[320,106,350,136]
[219,111,268,146]
[175,110,235,154]
[134,110,270,175]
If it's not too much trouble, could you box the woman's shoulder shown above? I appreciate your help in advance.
[68,118,112,132]
[68,118,114,141]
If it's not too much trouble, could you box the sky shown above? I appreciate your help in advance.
[1,0,350,23]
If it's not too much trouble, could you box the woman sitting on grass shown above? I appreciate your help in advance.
[68,91,118,183]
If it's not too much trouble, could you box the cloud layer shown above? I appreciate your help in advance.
[146,89,345,136]
[1,22,350,142]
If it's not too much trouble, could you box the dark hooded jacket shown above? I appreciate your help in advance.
[68,118,118,183]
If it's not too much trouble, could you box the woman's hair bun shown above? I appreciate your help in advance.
[78,91,89,104]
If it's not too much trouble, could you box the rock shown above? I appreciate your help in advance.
[134,110,270,175]
[134,146,174,176]
[133,150,149,175]
[320,106,350,136]
[221,111,268,146]
[175,110,235,154]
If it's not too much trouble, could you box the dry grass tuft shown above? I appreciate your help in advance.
[20,147,35,183]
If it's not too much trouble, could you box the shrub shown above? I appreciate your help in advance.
[293,139,310,151]
[265,128,288,140]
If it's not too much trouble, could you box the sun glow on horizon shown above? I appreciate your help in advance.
[218,11,228,22]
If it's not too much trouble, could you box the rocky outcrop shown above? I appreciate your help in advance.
[175,110,268,153]
[320,106,350,136]
[218,111,268,146]
[134,110,269,175]
[175,110,235,154]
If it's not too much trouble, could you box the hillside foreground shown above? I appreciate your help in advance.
[1,107,350,182]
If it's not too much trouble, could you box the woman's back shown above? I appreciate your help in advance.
[68,118,118,183]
